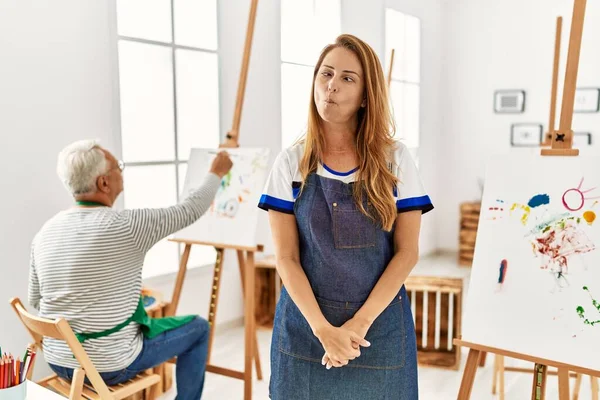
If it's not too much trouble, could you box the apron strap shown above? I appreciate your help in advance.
[75,297,147,343]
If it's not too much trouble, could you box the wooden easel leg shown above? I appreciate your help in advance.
[166,244,192,316]
[531,363,548,400]
[243,251,256,400]
[572,373,582,400]
[478,351,487,367]
[457,348,481,400]
[557,368,570,400]
[499,355,505,400]
[591,376,599,400]
[492,355,499,394]
[207,248,225,363]
[237,250,263,381]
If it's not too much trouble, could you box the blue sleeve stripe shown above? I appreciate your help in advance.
[396,195,433,209]
[258,194,295,212]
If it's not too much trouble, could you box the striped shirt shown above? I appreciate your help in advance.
[28,173,221,372]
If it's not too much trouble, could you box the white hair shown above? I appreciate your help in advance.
[56,140,109,195]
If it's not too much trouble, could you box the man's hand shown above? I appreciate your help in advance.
[209,151,233,178]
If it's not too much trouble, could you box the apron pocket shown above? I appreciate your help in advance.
[349,298,406,369]
[332,208,377,249]
[277,293,406,369]
[278,293,352,363]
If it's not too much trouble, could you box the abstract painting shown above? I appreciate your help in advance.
[172,148,271,248]
[463,155,600,372]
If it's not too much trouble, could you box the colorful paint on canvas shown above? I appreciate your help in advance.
[173,148,271,248]
[463,155,600,373]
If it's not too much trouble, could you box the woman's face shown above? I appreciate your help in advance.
[314,47,365,126]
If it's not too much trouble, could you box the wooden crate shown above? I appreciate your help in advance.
[459,202,481,267]
[255,255,280,329]
[127,302,174,400]
[404,276,464,370]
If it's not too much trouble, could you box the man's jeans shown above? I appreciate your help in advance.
[49,316,210,400]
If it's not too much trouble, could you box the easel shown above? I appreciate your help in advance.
[492,12,595,399]
[166,240,264,398]
[386,48,395,88]
[492,356,582,400]
[542,17,563,147]
[541,0,584,157]
[163,1,263,400]
[455,1,600,399]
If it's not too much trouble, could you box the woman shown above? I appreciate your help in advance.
[258,34,433,400]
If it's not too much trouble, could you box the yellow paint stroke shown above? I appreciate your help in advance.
[531,242,538,255]
[510,203,531,225]
[583,210,596,225]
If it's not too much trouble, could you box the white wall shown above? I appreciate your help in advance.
[343,0,444,255]
[438,0,600,250]
[0,0,120,377]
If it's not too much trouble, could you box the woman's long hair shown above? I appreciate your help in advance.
[298,34,398,231]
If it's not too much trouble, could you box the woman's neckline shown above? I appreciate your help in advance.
[321,162,359,177]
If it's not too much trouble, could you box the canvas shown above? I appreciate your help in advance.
[172,147,271,248]
[463,155,600,372]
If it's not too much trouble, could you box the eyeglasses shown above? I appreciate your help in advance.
[116,160,125,172]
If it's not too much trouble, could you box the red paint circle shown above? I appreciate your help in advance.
[562,189,584,211]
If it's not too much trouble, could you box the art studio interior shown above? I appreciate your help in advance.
[1,0,599,399]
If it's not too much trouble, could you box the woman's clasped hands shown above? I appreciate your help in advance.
[314,318,371,370]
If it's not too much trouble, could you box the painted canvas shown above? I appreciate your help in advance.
[462,155,600,372]
[172,148,271,248]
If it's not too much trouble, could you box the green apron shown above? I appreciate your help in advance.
[75,296,195,343]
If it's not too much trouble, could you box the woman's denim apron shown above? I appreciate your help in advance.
[270,174,418,400]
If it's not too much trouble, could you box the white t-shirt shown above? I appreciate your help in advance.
[258,141,433,215]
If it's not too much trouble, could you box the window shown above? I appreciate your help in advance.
[116,0,220,278]
[386,9,421,161]
[280,0,341,149]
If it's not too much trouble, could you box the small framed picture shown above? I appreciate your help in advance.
[494,90,526,113]
[511,123,543,147]
[574,88,600,113]
[573,132,592,146]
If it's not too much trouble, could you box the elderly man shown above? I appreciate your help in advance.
[29,140,232,399]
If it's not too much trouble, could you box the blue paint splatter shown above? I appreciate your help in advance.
[498,259,508,284]
[528,194,550,208]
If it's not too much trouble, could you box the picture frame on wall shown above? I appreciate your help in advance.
[510,123,543,147]
[574,88,600,113]
[573,132,592,147]
[494,90,525,113]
